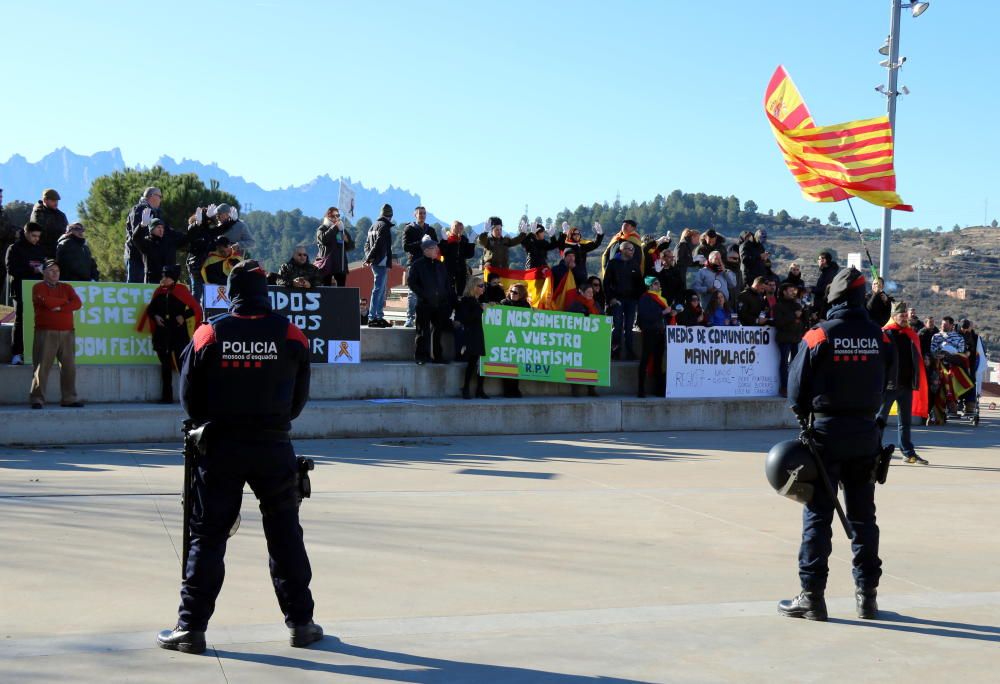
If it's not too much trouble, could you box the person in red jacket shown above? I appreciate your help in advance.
[29,260,83,408]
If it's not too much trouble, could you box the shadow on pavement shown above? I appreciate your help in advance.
[830,611,1000,643]
[215,639,657,683]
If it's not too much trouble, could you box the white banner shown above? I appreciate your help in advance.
[338,180,356,220]
[664,326,780,398]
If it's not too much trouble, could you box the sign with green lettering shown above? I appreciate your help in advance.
[479,305,612,385]
[23,281,159,364]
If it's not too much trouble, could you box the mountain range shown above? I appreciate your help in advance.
[0,147,436,224]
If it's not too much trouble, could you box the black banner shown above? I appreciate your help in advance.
[204,286,361,364]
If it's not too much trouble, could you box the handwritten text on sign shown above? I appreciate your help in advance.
[664,326,780,398]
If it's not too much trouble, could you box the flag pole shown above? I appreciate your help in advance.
[845,199,880,280]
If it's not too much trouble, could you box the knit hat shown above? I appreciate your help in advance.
[644,276,657,287]
[380,204,393,218]
[162,264,182,281]
[42,188,60,201]
[420,235,437,249]
[227,260,270,313]
[149,218,164,229]
[826,266,866,306]
[215,203,233,215]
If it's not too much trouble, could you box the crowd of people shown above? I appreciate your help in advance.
[1,188,988,415]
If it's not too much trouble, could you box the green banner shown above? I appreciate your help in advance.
[22,281,159,365]
[479,305,612,386]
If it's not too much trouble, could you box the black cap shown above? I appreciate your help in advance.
[227,260,270,310]
[43,258,58,271]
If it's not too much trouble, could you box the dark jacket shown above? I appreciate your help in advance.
[675,305,705,326]
[29,201,69,258]
[500,297,530,309]
[124,200,163,259]
[785,270,804,288]
[739,238,766,284]
[403,223,438,266]
[813,261,840,318]
[455,295,485,357]
[551,260,573,289]
[557,233,603,283]
[477,231,526,270]
[654,264,686,306]
[408,255,453,310]
[180,311,310,431]
[675,240,696,270]
[637,292,669,331]
[146,286,199,352]
[483,283,505,304]
[773,297,806,345]
[56,233,100,281]
[276,259,323,288]
[363,217,394,267]
[185,220,223,274]
[789,302,894,420]
[439,235,475,281]
[865,291,893,327]
[736,287,767,326]
[131,227,190,284]
[522,233,559,269]
[5,232,46,299]
[884,326,921,391]
[603,255,644,303]
[316,220,355,275]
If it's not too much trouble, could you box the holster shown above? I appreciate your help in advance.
[872,444,894,485]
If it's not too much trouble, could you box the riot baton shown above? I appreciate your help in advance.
[181,421,196,580]
[799,417,855,540]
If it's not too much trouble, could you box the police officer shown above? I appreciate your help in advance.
[780,266,894,622]
[157,260,323,654]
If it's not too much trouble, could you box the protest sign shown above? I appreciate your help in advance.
[22,281,158,364]
[480,305,612,385]
[664,325,780,398]
[203,285,361,364]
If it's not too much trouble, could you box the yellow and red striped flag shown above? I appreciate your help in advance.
[483,265,553,308]
[764,66,912,212]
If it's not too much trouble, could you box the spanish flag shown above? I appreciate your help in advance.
[482,362,520,378]
[539,265,576,312]
[765,66,912,212]
[483,265,551,308]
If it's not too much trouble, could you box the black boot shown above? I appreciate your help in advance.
[777,591,828,621]
[856,588,878,619]
[289,621,324,648]
[156,626,206,654]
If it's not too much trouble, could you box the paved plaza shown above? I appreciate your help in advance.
[1,416,998,682]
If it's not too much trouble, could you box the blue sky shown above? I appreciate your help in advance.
[3,0,997,231]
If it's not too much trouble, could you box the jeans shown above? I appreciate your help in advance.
[407,291,417,325]
[368,265,387,321]
[125,253,145,284]
[876,386,915,456]
[778,342,799,391]
[610,299,638,357]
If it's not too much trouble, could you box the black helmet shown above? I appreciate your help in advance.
[765,439,818,504]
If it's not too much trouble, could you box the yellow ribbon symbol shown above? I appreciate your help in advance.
[335,341,353,361]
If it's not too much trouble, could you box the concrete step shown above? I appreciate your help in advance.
[1,323,649,363]
[0,360,645,405]
[0,396,797,446]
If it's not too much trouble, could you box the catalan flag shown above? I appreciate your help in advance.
[764,66,912,212]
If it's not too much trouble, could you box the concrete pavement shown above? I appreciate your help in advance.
[1,417,998,682]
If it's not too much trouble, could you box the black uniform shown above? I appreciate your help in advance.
[173,263,314,634]
[787,271,894,597]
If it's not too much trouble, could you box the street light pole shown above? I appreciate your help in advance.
[879,0,903,280]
